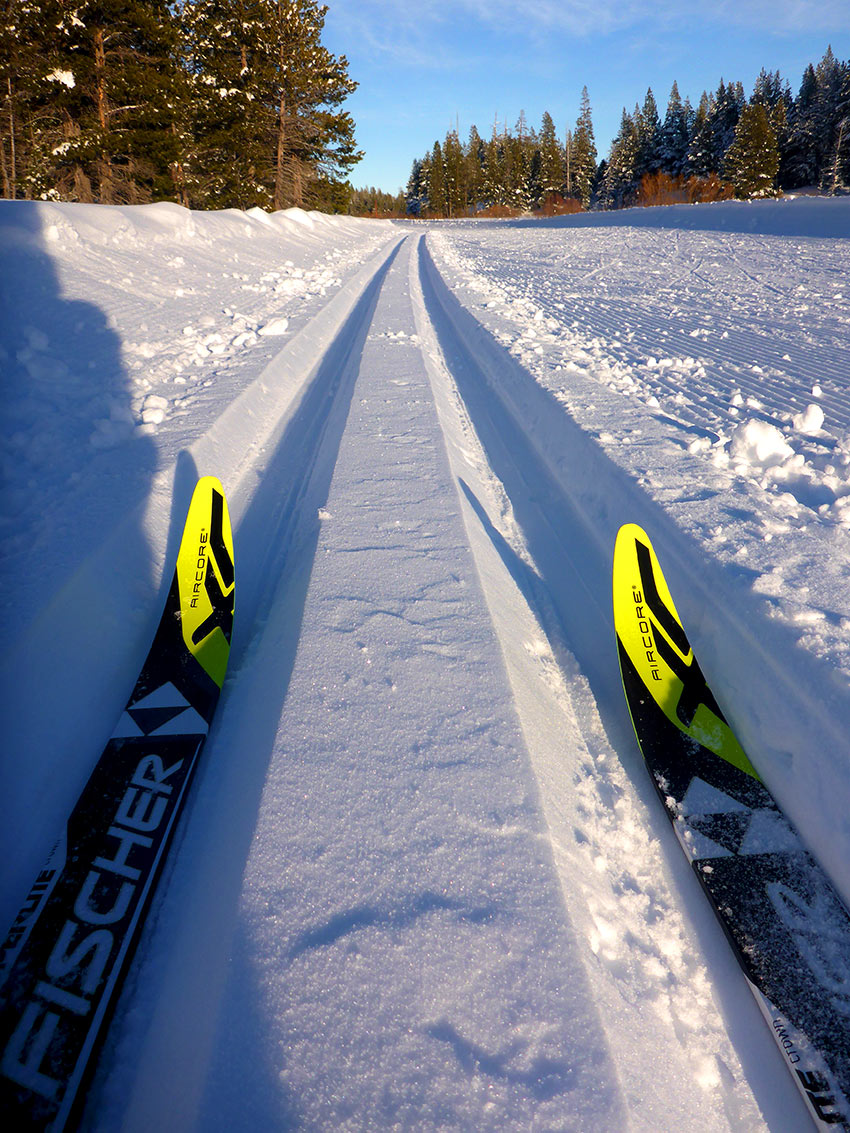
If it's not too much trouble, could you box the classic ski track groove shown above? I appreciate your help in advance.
[409,237,807,1130]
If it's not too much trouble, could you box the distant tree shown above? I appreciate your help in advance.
[657,82,690,177]
[635,88,661,178]
[465,124,486,208]
[538,110,563,197]
[572,86,597,207]
[724,102,780,198]
[428,139,446,215]
[483,127,503,205]
[822,62,850,193]
[687,92,717,176]
[711,79,745,165]
[600,106,639,208]
[405,157,425,215]
[443,127,465,216]
[348,185,405,216]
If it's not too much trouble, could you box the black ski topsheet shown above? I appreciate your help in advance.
[613,523,850,1131]
[0,476,235,1131]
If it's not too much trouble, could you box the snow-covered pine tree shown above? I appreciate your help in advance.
[538,111,563,200]
[178,0,273,208]
[599,107,639,208]
[572,86,597,208]
[266,0,360,211]
[813,47,847,193]
[442,128,465,217]
[179,0,359,211]
[724,101,780,198]
[405,157,425,215]
[822,60,850,193]
[0,0,69,198]
[483,127,503,207]
[465,124,486,210]
[710,79,745,168]
[428,140,446,216]
[657,82,690,177]
[2,0,183,203]
[687,92,718,176]
[508,110,534,209]
[635,88,661,180]
[783,63,819,188]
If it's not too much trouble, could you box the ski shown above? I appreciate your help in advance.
[613,523,850,1132]
[0,476,235,1131]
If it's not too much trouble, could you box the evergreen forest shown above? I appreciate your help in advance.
[1,5,847,218]
[407,48,850,217]
[0,0,361,210]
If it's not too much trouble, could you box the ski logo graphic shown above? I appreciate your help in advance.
[177,485,234,688]
[1,751,188,1103]
[614,525,758,778]
[631,539,725,730]
[0,476,234,1131]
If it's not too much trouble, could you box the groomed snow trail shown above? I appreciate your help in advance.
[3,199,848,1132]
[83,233,800,1132]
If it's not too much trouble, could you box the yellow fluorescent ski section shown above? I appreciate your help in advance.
[176,476,235,688]
[613,523,759,780]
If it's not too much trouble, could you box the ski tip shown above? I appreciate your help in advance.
[612,523,759,781]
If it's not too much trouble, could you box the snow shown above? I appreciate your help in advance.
[1,195,849,1131]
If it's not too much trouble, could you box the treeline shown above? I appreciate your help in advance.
[0,0,361,211]
[348,186,406,217]
[407,48,850,216]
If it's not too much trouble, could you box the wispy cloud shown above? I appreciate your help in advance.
[330,0,849,55]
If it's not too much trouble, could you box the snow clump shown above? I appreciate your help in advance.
[729,419,794,469]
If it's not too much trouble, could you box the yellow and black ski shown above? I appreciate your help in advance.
[0,476,235,1131]
[614,523,850,1132]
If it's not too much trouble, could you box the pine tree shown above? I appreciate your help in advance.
[179,0,359,211]
[427,139,445,216]
[405,157,424,215]
[635,88,661,179]
[711,79,744,167]
[538,111,563,199]
[784,63,819,188]
[822,62,850,193]
[572,86,596,208]
[0,0,68,198]
[465,124,485,210]
[266,0,360,211]
[657,82,690,177]
[724,102,780,198]
[2,0,183,203]
[483,127,503,206]
[600,107,639,208]
[813,48,847,192]
[178,0,271,209]
[443,127,465,217]
[687,92,718,176]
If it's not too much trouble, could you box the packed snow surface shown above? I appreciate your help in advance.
[1,195,849,1131]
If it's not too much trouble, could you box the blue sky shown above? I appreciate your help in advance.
[321,0,849,194]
